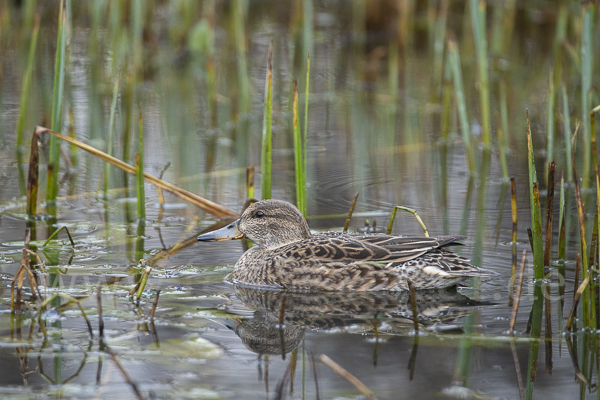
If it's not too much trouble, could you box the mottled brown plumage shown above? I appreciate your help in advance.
[198,199,496,291]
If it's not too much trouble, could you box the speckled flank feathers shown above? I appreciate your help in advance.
[198,199,496,291]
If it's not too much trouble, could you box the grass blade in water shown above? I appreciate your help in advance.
[261,42,273,200]
[447,38,475,175]
[469,0,491,148]
[293,79,306,216]
[104,72,120,198]
[47,0,67,215]
[136,107,145,222]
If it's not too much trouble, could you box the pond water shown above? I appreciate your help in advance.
[0,1,598,399]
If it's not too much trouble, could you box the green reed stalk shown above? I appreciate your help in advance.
[103,72,120,198]
[137,107,145,222]
[526,111,545,280]
[581,2,593,189]
[16,14,40,150]
[431,0,448,101]
[131,0,144,81]
[561,84,573,182]
[261,43,273,200]
[47,0,67,215]
[545,71,555,181]
[447,38,475,175]
[303,54,310,209]
[470,0,491,148]
[498,80,509,179]
[293,79,306,216]
[441,57,452,141]
[233,0,250,114]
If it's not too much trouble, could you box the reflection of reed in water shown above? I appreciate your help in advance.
[226,286,489,356]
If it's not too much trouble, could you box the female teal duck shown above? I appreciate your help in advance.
[197,199,495,291]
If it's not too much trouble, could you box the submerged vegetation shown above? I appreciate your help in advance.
[0,0,599,398]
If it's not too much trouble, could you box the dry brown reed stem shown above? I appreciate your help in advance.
[34,126,238,219]
[343,193,359,233]
[407,279,419,332]
[526,228,534,253]
[26,128,40,216]
[509,177,517,306]
[319,354,377,400]
[509,250,528,334]
[566,273,590,331]
[150,290,161,319]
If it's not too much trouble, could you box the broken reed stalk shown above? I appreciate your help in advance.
[33,127,238,218]
[47,0,67,215]
[407,279,419,332]
[509,177,517,306]
[343,193,359,233]
[150,289,161,319]
[26,127,40,218]
[386,206,429,237]
[292,78,306,215]
[246,165,255,199]
[447,38,475,175]
[136,266,152,300]
[543,161,555,373]
[469,0,491,148]
[319,354,377,400]
[15,13,40,150]
[104,72,120,198]
[567,273,590,331]
[261,42,273,200]
[509,250,527,334]
[136,107,146,221]
[42,225,74,247]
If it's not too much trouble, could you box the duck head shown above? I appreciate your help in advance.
[197,199,311,250]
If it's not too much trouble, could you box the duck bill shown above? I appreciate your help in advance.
[197,221,244,242]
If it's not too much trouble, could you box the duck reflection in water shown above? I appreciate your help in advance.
[224,286,489,357]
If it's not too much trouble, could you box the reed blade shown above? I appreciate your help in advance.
[47,0,67,215]
[261,42,273,200]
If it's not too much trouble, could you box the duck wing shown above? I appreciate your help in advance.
[280,233,466,264]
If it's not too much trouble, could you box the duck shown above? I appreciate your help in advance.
[197,199,496,291]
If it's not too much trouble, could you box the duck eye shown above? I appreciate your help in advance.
[255,211,264,218]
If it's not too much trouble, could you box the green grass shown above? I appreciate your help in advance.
[46,0,68,216]
[469,0,491,148]
[293,79,306,216]
[261,43,273,200]
[448,38,476,175]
